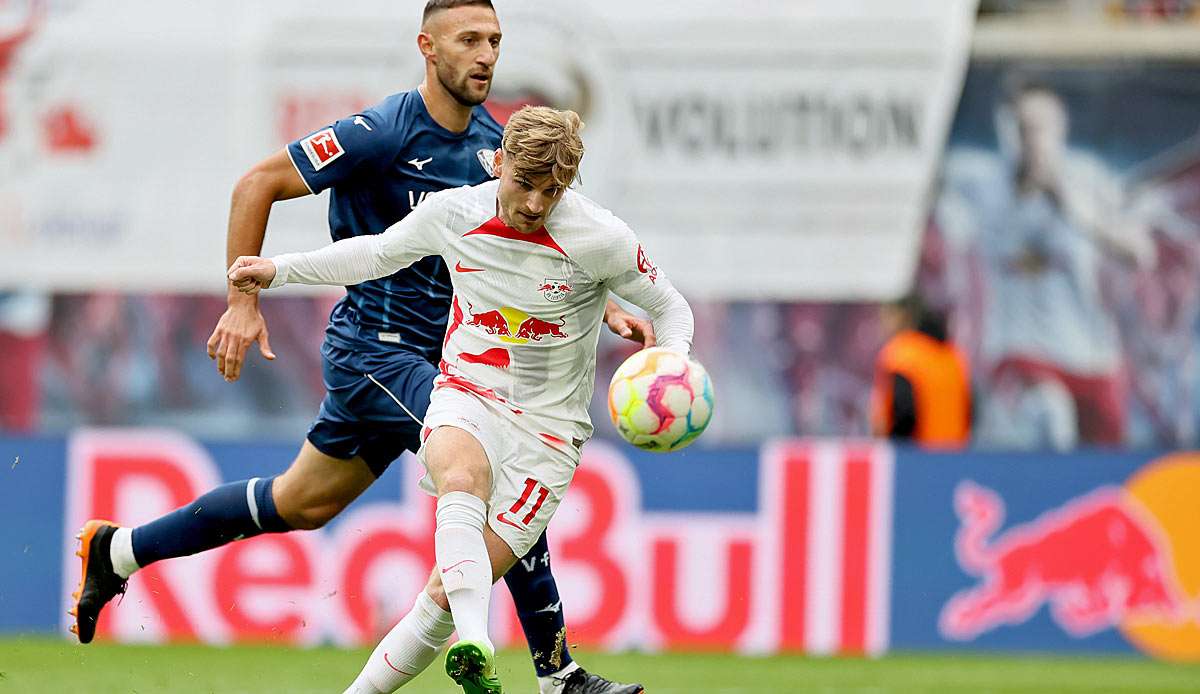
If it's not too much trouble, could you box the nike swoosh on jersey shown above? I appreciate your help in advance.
[455,261,486,273]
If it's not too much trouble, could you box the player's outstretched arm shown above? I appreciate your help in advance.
[244,234,414,290]
[239,191,450,291]
[207,149,311,381]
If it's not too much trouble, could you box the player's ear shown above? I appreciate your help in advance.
[417,31,436,61]
[492,148,503,178]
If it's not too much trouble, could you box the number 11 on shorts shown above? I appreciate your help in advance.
[496,477,548,529]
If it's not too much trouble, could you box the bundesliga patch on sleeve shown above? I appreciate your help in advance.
[300,128,345,171]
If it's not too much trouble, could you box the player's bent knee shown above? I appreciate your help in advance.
[435,471,488,498]
[425,427,492,498]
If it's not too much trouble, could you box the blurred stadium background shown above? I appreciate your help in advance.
[3,0,1200,691]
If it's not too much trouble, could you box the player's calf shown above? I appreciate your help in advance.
[126,476,290,567]
[504,532,575,685]
[271,442,378,529]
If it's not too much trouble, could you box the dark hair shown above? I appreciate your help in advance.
[893,293,949,343]
[422,0,495,25]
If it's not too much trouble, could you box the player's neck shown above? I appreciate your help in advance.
[418,81,472,133]
[495,205,537,235]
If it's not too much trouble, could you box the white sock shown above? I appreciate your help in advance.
[435,491,493,649]
[108,527,139,579]
[538,661,582,694]
[342,591,455,694]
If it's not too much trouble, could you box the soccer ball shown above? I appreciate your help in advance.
[607,347,714,452]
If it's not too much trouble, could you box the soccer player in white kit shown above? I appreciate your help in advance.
[228,106,694,694]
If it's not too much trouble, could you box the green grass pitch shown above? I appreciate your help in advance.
[1,637,1198,693]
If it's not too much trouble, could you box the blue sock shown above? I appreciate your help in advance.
[130,477,291,567]
[504,531,573,677]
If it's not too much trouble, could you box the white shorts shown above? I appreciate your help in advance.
[418,387,580,558]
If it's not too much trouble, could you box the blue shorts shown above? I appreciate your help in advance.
[306,341,438,477]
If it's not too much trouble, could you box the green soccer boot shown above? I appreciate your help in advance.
[445,639,503,694]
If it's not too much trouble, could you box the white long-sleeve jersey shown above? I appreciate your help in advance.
[270,179,694,445]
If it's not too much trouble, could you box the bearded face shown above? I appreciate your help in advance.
[424,5,501,107]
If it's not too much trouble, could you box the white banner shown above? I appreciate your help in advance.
[0,0,976,300]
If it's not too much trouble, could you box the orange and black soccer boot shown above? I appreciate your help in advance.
[69,520,127,643]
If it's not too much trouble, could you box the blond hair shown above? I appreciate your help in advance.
[501,106,585,189]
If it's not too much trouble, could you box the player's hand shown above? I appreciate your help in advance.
[604,303,656,348]
[206,295,276,382]
[227,256,277,295]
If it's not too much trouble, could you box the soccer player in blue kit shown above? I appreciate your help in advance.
[69,3,645,693]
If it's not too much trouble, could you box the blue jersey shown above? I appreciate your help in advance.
[288,90,503,361]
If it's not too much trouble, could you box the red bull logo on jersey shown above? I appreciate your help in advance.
[515,315,567,341]
[464,302,569,344]
[465,301,509,336]
[940,453,1200,661]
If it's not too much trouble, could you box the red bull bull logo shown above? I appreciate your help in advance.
[463,301,569,345]
[515,316,568,341]
[941,453,1200,661]
[465,301,509,336]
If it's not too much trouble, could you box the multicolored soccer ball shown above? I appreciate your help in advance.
[607,347,714,452]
